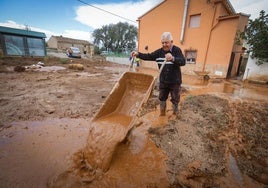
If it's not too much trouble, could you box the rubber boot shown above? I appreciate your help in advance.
[172,103,178,115]
[160,101,166,116]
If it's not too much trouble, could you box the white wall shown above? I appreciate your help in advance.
[243,55,268,82]
[106,57,130,65]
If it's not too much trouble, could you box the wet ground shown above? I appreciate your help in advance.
[0,56,267,187]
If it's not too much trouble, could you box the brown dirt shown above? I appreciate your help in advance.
[147,94,268,187]
[0,56,267,187]
[0,56,126,125]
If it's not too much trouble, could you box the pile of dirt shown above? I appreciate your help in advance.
[148,94,268,187]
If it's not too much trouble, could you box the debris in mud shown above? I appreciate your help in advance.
[25,64,43,70]
[68,63,84,70]
[14,65,26,72]
[38,99,56,114]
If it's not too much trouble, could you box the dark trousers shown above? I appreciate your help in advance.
[159,82,181,105]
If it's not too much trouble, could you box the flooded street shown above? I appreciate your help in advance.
[182,74,268,102]
[0,59,267,187]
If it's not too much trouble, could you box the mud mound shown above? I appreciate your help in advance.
[232,101,268,184]
[148,94,268,187]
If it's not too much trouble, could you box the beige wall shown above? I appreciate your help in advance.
[47,37,57,49]
[47,36,94,55]
[138,0,248,78]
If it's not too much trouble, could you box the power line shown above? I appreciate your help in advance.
[77,0,137,24]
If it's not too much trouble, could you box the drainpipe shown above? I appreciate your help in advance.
[180,0,189,44]
[137,19,141,51]
[202,3,217,72]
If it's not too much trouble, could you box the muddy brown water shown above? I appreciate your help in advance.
[0,118,90,187]
[0,68,267,187]
[182,74,268,102]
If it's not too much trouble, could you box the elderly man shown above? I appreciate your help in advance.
[131,32,185,116]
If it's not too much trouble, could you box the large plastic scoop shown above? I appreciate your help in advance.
[82,72,156,174]
[93,71,155,121]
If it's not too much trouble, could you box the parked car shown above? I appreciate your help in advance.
[100,51,109,56]
[100,51,114,56]
[66,47,81,58]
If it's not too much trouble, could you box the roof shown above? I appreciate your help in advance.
[138,0,237,20]
[50,36,91,45]
[214,0,236,14]
[0,26,46,38]
[218,13,250,21]
[138,0,165,20]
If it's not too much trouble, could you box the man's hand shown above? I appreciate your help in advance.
[131,51,138,57]
[165,53,174,61]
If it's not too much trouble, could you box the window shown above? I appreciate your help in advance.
[189,14,201,28]
[185,50,197,64]
[4,35,25,56]
[27,38,45,56]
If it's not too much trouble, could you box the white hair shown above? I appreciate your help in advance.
[161,32,173,41]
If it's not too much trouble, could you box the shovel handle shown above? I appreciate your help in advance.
[130,57,135,68]
[159,59,166,74]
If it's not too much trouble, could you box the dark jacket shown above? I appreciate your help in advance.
[137,45,185,84]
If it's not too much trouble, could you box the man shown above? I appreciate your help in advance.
[131,32,185,116]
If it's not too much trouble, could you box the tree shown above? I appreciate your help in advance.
[92,22,137,53]
[239,10,268,65]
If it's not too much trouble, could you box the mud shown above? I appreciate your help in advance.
[148,94,267,187]
[0,56,267,187]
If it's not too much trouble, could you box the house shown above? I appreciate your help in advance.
[0,26,46,57]
[137,0,249,78]
[47,36,94,57]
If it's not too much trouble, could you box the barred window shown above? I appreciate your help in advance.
[185,50,197,64]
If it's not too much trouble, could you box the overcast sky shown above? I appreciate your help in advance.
[0,0,267,41]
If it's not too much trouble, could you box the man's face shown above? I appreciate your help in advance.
[161,40,173,52]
